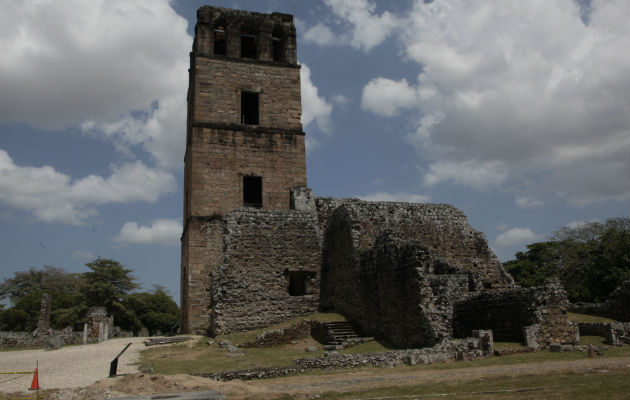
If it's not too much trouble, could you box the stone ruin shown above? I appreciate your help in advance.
[180,5,582,351]
[0,299,127,349]
[86,306,114,342]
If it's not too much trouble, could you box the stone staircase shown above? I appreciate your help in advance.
[322,321,373,350]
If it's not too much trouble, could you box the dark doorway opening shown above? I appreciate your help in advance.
[241,92,259,125]
[243,176,262,208]
[285,270,315,296]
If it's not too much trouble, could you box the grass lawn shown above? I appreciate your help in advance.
[309,368,630,400]
[140,313,629,376]
[567,312,618,323]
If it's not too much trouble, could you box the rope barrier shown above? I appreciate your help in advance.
[0,372,34,375]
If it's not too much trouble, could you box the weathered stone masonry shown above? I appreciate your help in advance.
[182,6,579,349]
[181,6,307,334]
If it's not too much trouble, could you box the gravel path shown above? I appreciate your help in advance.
[0,337,147,393]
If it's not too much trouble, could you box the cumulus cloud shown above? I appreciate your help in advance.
[72,249,96,262]
[0,0,191,169]
[495,228,544,248]
[424,160,508,189]
[349,0,630,206]
[359,191,430,203]
[0,149,176,225]
[303,23,337,46]
[361,78,418,117]
[112,219,182,246]
[324,0,398,51]
[301,63,333,132]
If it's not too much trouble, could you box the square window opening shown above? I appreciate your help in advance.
[243,176,262,208]
[285,270,315,296]
[241,92,259,125]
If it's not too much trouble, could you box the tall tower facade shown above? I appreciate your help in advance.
[181,6,308,333]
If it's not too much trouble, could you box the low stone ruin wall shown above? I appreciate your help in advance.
[0,328,80,348]
[453,280,578,347]
[568,281,630,322]
[578,322,630,345]
[200,331,493,381]
[238,320,312,348]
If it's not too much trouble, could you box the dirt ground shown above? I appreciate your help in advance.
[12,355,627,400]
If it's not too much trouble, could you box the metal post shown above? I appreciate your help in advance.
[109,343,132,378]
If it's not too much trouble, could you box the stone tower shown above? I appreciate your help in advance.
[181,6,307,333]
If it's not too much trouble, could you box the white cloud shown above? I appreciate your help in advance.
[361,78,418,117]
[0,0,191,169]
[305,136,322,154]
[0,149,176,225]
[72,249,95,262]
[359,191,430,204]
[113,219,182,246]
[324,0,398,51]
[424,160,508,189]
[303,23,337,46]
[516,197,544,208]
[352,0,629,206]
[495,228,544,248]
[301,63,333,132]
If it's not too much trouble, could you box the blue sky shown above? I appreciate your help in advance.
[1,0,628,305]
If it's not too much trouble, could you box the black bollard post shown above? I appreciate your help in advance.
[109,342,132,378]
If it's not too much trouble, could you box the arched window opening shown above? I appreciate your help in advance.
[240,22,258,59]
[272,26,285,62]
[213,19,227,55]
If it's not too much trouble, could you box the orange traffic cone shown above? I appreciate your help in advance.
[28,368,40,390]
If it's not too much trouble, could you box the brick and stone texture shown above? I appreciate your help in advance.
[184,128,306,217]
[181,6,307,333]
[183,208,321,335]
[319,199,515,348]
[453,279,578,347]
[209,209,321,335]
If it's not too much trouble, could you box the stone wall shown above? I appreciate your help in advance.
[319,199,513,348]
[199,331,493,381]
[208,209,321,335]
[568,280,630,322]
[578,322,630,345]
[0,328,80,348]
[453,280,578,347]
[185,128,306,217]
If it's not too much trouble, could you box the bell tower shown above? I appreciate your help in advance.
[181,6,307,333]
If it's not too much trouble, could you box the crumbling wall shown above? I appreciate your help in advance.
[568,280,630,322]
[453,280,578,346]
[209,209,321,335]
[320,200,512,348]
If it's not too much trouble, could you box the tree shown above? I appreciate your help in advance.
[123,286,180,335]
[504,217,630,302]
[0,266,87,330]
[82,258,139,331]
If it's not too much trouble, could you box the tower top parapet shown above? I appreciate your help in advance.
[193,5,297,65]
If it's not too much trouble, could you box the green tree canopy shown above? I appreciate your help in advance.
[0,266,86,330]
[0,258,179,334]
[504,217,630,302]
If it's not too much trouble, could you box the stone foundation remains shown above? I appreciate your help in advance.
[568,280,630,322]
[453,279,578,347]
